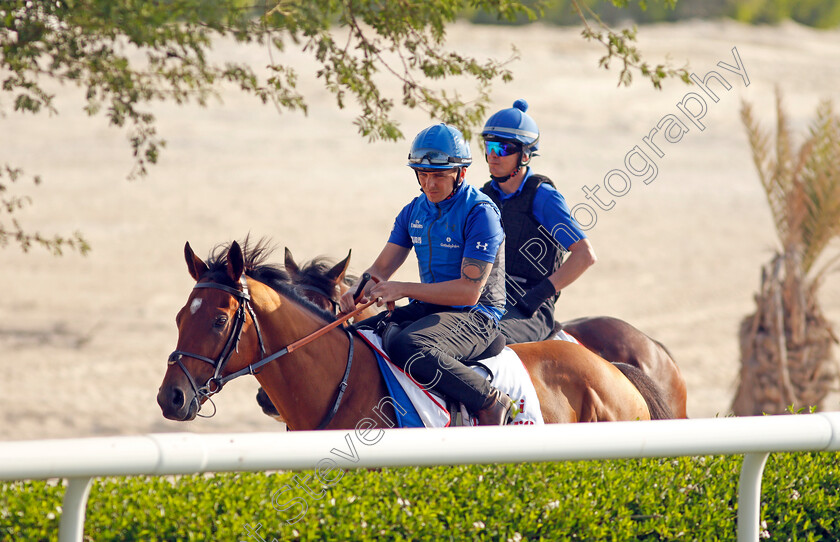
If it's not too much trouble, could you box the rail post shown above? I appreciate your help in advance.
[737,452,770,542]
[58,476,92,542]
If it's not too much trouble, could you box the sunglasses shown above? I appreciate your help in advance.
[484,140,520,157]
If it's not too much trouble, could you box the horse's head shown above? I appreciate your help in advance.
[283,248,381,323]
[284,247,352,313]
[157,240,268,420]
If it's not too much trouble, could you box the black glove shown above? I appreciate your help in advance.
[518,278,557,318]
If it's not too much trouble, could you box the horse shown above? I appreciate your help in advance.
[280,249,688,419]
[157,239,673,429]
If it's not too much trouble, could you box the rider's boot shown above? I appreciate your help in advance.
[475,388,513,426]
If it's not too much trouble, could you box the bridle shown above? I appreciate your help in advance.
[167,275,357,429]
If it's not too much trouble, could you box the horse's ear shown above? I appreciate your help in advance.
[226,241,245,282]
[284,247,300,281]
[185,242,208,282]
[326,249,352,285]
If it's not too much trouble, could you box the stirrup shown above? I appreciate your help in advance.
[475,389,513,426]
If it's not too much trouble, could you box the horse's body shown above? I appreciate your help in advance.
[283,250,688,419]
[158,241,670,429]
[558,317,687,418]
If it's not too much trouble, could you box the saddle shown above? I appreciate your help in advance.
[356,323,543,428]
[547,321,581,344]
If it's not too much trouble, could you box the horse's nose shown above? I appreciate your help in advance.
[157,384,192,420]
[170,387,185,409]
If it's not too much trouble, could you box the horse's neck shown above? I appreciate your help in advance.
[252,289,395,430]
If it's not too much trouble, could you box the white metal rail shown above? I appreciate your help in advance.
[1,414,839,542]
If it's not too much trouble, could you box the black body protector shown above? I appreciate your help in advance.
[481,174,565,305]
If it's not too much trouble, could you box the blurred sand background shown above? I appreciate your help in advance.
[1,19,839,441]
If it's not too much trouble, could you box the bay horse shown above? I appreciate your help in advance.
[281,249,688,419]
[157,239,672,429]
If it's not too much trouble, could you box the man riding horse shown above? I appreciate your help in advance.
[338,123,514,425]
[480,99,597,344]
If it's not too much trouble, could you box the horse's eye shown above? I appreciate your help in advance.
[213,315,228,329]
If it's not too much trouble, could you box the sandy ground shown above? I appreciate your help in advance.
[1,19,839,441]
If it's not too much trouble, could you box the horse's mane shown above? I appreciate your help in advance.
[202,236,337,323]
[296,255,359,289]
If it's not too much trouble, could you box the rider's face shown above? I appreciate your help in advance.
[416,168,460,203]
[486,145,521,178]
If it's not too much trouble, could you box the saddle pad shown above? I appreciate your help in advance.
[554,329,581,344]
[357,330,544,428]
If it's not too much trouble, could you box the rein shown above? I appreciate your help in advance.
[168,275,376,429]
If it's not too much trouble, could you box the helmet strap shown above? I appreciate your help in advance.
[490,165,521,184]
[490,150,530,184]
[446,169,466,200]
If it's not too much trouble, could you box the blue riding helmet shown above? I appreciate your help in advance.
[407,123,472,170]
[481,99,540,155]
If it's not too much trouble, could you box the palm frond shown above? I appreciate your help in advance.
[800,100,840,273]
[740,99,783,234]
[740,91,840,277]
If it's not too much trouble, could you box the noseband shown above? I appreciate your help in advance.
[167,275,354,429]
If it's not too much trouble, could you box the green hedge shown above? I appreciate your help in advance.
[2,452,838,541]
[464,0,840,29]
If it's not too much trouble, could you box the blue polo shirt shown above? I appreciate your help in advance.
[486,168,586,251]
[388,181,505,320]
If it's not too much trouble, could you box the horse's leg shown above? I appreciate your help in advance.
[527,375,577,423]
[649,339,688,418]
[514,342,650,422]
[560,316,688,418]
[570,372,650,422]
[611,363,674,420]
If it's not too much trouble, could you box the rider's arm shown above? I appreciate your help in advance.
[377,256,493,307]
[368,202,503,307]
[518,237,595,317]
[547,238,596,291]
[366,242,412,282]
[339,242,410,313]
[339,200,416,313]
[533,183,596,293]
[515,184,596,317]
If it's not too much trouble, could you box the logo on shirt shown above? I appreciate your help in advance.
[411,236,422,245]
[410,219,424,229]
[440,236,461,249]
[476,241,488,251]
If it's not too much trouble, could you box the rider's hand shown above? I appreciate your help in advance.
[518,278,557,318]
[368,281,400,312]
[339,287,363,314]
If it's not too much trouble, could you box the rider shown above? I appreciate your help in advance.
[339,123,512,425]
[480,99,596,344]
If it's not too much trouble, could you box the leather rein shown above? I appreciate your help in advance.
[167,275,375,429]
